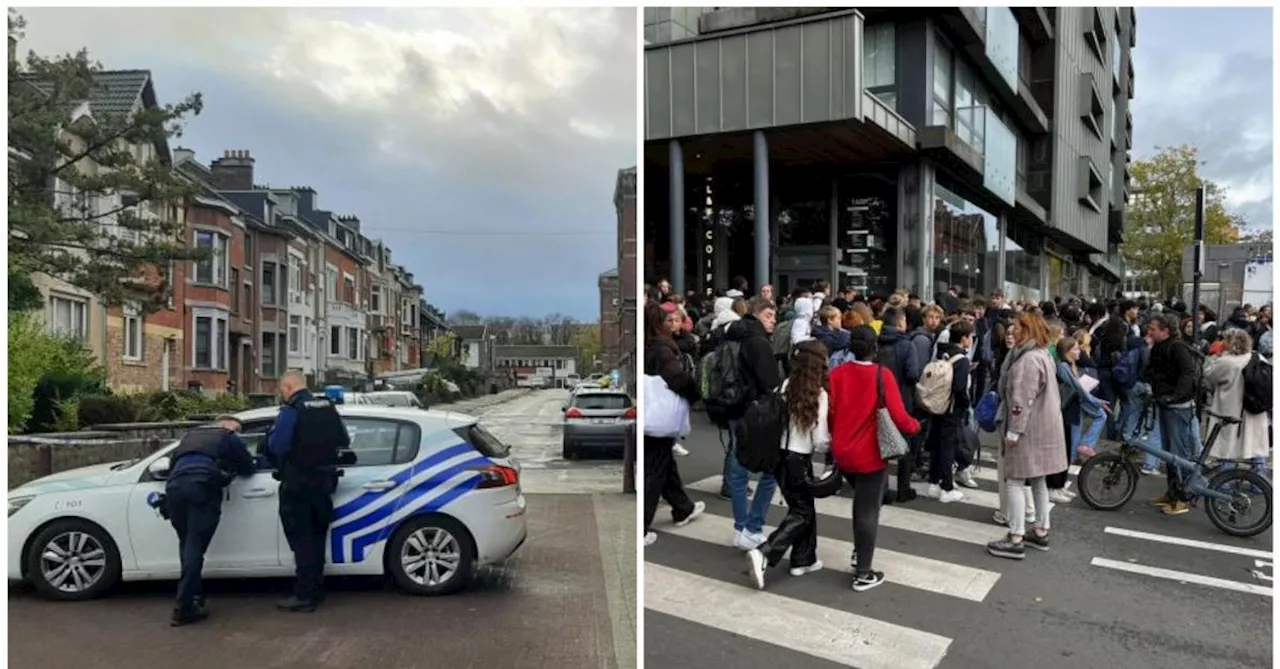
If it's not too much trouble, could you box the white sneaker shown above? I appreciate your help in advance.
[644,532,657,547]
[672,443,690,457]
[1049,489,1074,504]
[789,560,824,577]
[955,467,980,489]
[938,489,965,504]
[674,500,706,527]
[927,484,941,499]
[1024,510,1036,523]
[733,530,766,551]
[746,549,767,589]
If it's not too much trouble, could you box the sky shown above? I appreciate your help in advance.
[14,7,637,322]
[1131,7,1273,232]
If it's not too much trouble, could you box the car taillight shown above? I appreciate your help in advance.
[565,407,584,419]
[473,464,519,489]
[623,407,637,419]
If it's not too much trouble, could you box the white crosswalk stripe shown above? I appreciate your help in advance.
[649,470,1272,667]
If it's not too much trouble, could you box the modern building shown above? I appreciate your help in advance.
[644,7,1134,303]
[493,345,579,388]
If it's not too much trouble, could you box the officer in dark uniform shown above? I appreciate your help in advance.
[267,371,350,612]
[164,414,257,626]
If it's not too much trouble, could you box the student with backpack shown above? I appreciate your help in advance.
[813,305,854,367]
[828,329,921,591]
[875,306,923,503]
[921,321,978,502]
[1203,329,1271,483]
[715,298,783,550]
[744,341,832,590]
[1142,314,1204,517]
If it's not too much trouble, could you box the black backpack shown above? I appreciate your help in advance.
[734,390,787,473]
[701,339,751,425]
[875,337,898,374]
[1242,352,1273,415]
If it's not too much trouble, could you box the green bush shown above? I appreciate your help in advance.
[9,312,106,434]
[77,394,143,426]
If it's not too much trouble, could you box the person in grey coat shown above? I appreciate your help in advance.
[988,311,1068,561]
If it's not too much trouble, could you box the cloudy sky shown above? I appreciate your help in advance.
[15,7,636,321]
[1132,7,1272,232]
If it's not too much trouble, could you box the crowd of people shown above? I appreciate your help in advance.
[642,275,1273,592]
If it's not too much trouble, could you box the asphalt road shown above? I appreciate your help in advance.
[10,389,635,669]
[645,414,1273,669]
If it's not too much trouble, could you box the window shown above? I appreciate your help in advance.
[262,262,277,306]
[230,269,240,315]
[193,313,228,369]
[1083,8,1107,65]
[342,418,421,467]
[1080,74,1105,140]
[262,332,277,377]
[325,267,337,302]
[371,285,382,314]
[954,60,987,151]
[572,393,633,410]
[347,327,360,359]
[342,274,355,305]
[123,304,143,361]
[863,23,896,110]
[330,325,342,356]
[242,280,252,316]
[289,316,301,353]
[1078,155,1104,213]
[932,37,953,126]
[48,295,88,340]
[454,424,510,458]
[194,230,228,286]
[289,256,303,302]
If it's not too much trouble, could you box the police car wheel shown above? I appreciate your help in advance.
[387,516,474,596]
[26,519,121,601]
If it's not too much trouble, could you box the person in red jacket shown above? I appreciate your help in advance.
[828,329,921,592]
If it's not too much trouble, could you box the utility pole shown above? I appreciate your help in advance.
[1191,184,1206,342]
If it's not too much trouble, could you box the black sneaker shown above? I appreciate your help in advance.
[895,487,918,503]
[1023,530,1050,552]
[987,534,1026,560]
[851,570,885,592]
[170,605,210,627]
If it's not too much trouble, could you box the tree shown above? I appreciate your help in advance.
[449,309,482,325]
[424,331,457,365]
[571,324,602,374]
[1123,145,1245,298]
[1240,228,1273,245]
[8,11,204,312]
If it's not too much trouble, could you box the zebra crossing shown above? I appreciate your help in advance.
[646,455,1272,668]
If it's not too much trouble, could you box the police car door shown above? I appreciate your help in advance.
[202,420,283,570]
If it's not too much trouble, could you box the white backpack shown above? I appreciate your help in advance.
[916,355,964,415]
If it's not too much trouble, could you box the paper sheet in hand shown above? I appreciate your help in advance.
[1078,374,1100,394]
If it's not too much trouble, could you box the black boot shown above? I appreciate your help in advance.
[170,603,210,626]
[277,596,318,612]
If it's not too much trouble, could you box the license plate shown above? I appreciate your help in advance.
[591,418,611,424]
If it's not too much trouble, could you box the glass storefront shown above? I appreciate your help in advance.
[932,184,997,297]
[838,176,896,297]
[1003,226,1041,302]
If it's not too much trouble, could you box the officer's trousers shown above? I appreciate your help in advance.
[165,475,222,608]
[279,484,333,601]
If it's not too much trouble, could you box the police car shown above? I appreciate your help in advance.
[8,405,527,601]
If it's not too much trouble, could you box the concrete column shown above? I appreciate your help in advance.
[919,160,936,303]
[668,140,685,294]
[753,131,770,293]
[995,211,1007,290]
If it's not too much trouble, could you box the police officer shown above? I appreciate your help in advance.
[164,414,256,626]
[267,371,350,612]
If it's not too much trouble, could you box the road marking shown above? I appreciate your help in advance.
[1252,560,1272,584]
[659,511,1000,602]
[645,562,952,669]
[1102,526,1273,559]
[686,476,999,547]
[970,462,1080,483]
[1091,557,1273,597]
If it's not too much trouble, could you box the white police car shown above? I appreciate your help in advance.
[8,405,527,601]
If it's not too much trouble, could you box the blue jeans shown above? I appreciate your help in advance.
[725,419,777,534]
[1157,405,1202,501]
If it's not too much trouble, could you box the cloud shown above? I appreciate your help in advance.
[13,7,637,320]
[1131,7,1273,230]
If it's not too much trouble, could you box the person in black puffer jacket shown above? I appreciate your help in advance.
[643,303,706,547]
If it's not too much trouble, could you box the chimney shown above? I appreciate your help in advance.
[209,149,255,190]
[172,146,195,165]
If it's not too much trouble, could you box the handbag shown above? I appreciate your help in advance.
[875,365,910,461]
[642,374,691,439]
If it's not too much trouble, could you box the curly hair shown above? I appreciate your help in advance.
[785,341,828,433]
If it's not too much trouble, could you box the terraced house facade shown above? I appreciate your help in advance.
[16,67,439,397]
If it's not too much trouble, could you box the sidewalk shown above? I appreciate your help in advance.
[594,492,637,669]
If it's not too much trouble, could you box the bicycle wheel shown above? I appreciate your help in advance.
[1077,452,1139,511]
[1204,469,1273,537]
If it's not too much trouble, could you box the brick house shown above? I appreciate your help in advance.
[614,167,637,392]
[598,268,621,370]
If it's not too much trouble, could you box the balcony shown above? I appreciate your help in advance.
[1011,7,1053,44]
[942,8,1048,135]
[919,105,1017,209]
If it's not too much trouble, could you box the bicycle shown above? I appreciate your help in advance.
[1076,402,1273,537]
